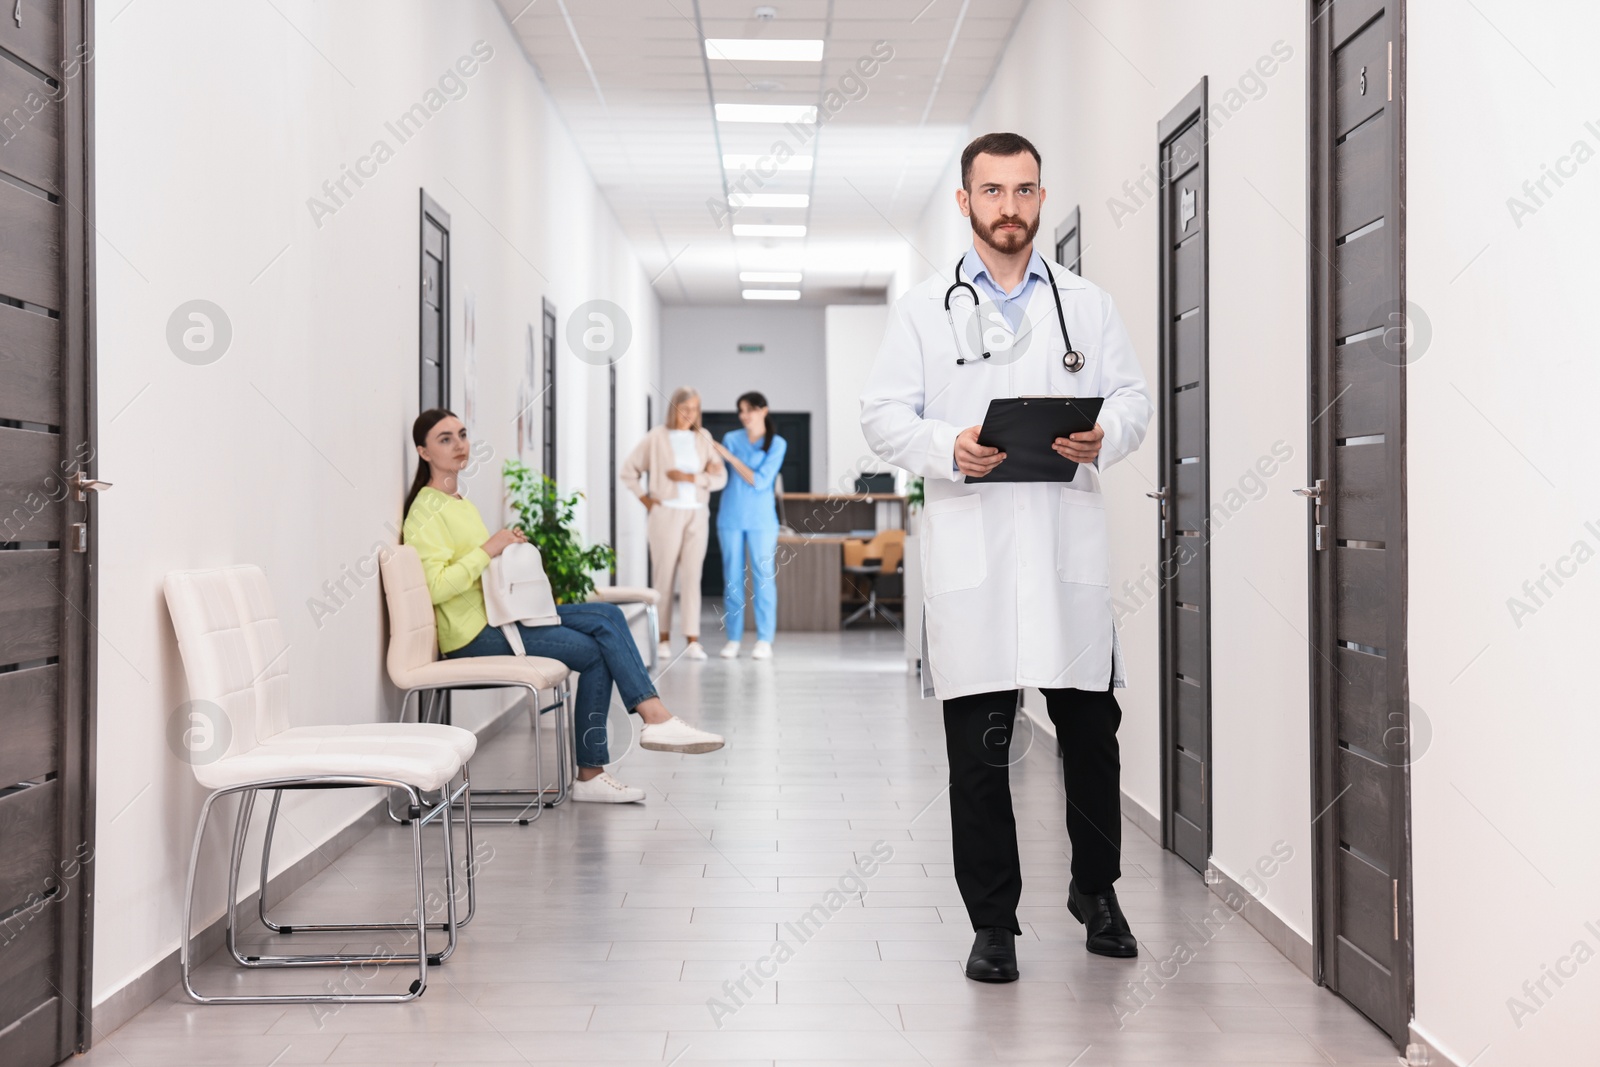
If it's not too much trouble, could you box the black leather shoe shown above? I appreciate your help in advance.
[964,926,1019,983]
[1067,880,1138,958]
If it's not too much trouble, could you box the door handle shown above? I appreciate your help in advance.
[1294,479,1327,550]
[69,471,114,502]
[1147,486,1168,537]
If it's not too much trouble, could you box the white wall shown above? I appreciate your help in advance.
[908,0,1315,938]
[91,0,658,1006]
[1406,2,1600,1060]
[659,306,827,491]
[825,304,892,494]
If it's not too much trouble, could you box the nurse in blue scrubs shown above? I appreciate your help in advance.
[714,391,787,660]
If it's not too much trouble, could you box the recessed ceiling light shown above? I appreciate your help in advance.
[705,39,824,63]
[740,271,803,283]
[730,193,809,209]
[716,103,817,124]
[724,154,812,172]
[743,289,802,301]
[732,224,806,237]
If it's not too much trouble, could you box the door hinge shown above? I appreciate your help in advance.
[1392,878,1400,940]
[1315,524,1326,550]
[71,522,87,553]
[1387,40,1393,102]
[1200,762,1205,795]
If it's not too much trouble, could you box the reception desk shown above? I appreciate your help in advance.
[774,534,846,631]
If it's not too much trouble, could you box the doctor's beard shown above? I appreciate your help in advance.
[971,211,1040,256]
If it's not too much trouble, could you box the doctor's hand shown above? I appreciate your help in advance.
[1054,422,1104,464]
[954,425,1007,478]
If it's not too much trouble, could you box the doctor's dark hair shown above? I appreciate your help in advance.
[404,408,458,532]
[960,132,1042,190]
[737,391,774,452]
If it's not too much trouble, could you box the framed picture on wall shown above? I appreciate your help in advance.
[518,323,538,456]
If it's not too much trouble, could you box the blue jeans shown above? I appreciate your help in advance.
[719,524,778,643]
[445,602,657,768]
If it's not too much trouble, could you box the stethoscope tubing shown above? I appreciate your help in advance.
[943,255,1085,371]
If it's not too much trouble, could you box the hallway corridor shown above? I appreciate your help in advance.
[76,628,1398,1066]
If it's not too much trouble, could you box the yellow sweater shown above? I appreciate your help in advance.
[403,487,493,654]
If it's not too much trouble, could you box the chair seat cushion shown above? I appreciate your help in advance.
[588,586,660,607]
[193,736,463,792]
[277,722,477,762]
[393,654,569,692]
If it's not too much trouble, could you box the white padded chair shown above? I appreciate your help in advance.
[164,564,477,1006]
[380,545,575,823]
[587,584,662,671]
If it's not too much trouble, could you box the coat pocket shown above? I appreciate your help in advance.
[1056,488,1110,586]
[922,494,986,598]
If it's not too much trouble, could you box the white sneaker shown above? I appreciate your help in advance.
[719,641,742,659]
[572,772,645,803]
[656,641,671,661]
[751,641,773,660]
[682,641,707,661]
[639,715,725,754]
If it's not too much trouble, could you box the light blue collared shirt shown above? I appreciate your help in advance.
[961,246,1050,333]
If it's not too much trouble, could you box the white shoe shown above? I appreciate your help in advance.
[719,641,741,659]
[682,641,707,661]
[656,641,671,661]
[751,640,773,660]
[572,772,645,804]
[639,715,725,754]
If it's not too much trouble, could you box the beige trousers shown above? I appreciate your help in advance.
[647,505,709,638]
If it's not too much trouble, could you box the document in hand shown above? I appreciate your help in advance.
[968,396,1105,483]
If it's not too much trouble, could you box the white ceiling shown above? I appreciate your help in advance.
[495,0,1029,304]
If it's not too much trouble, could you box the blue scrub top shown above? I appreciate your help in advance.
[717,430,787,529]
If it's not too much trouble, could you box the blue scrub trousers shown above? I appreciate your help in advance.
[719,524,778,643]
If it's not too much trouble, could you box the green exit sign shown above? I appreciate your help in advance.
[737,343,765,353]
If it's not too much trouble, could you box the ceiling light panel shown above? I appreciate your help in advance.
[732,224,807,237]
[716,103,817,124]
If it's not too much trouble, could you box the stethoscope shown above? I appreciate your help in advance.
[943,256,1086,371]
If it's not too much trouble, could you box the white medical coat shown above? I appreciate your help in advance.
[860,258,1152,700]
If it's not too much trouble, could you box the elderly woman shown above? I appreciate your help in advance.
[621,387,726,661]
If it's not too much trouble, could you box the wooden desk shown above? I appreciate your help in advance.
[781,493,905,537]
[775,535,846,631]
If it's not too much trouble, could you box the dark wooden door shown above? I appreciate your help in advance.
[1155,80,1211,875]
[1053,205,1082,276]
[419,191,450,411]
[0,1,97,1063]
[1307,0,1411,1045]
[700,411,810,597]
[541,299,557,479]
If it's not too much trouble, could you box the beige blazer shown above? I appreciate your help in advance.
[621,425,728,507]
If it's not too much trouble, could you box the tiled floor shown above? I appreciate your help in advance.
[78,625,1404,1065]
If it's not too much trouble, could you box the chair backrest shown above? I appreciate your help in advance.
[163,565,293,771]
[379,545,440,683]
[868,528,906,571]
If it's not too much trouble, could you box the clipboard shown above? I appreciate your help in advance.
[968,396,1104,483]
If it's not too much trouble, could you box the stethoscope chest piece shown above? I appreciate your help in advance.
[1062,349,1086,372]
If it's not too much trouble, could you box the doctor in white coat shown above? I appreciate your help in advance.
[861,133,1152,982]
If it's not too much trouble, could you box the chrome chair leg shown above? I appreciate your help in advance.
[257,766,478,935]
[181,777,434,1005]
[646,603,660,672]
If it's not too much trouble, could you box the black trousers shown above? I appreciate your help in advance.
[942,686,1123,934]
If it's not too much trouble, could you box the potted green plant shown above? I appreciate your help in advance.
[503,460,616,605]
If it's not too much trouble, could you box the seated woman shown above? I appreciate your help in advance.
[403,408,724,804]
